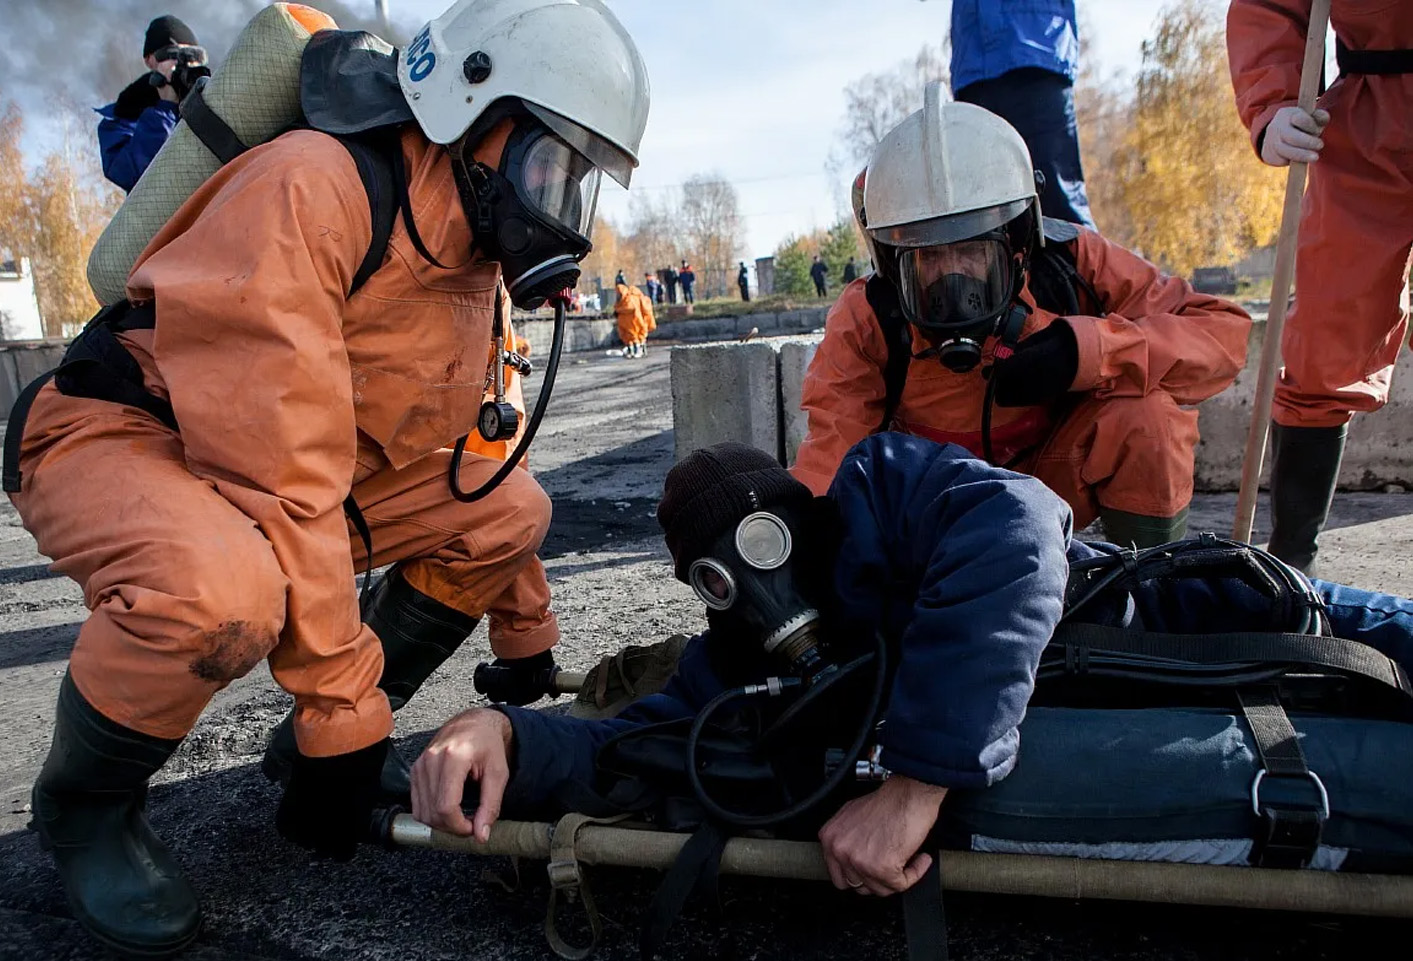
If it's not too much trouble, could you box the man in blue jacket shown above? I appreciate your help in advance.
[949,0,1094,228]
[96,16,205,193]
[410,434,1413,896]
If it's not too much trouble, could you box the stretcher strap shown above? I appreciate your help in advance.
[902,857,949,961]
[180,77,250,165]
[1051,623,1413,702]
[641,821,728,961]
[544,812,631,960]
[1238,686,1326,870]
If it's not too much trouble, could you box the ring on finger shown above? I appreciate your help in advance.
[845,876,864,889]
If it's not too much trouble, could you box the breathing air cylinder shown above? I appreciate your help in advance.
[86,3,339,305]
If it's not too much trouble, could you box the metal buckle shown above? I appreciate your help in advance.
[1250,768,1330,820]
[546,858,582,891]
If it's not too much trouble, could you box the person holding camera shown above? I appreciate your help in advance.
[96,15,207,192]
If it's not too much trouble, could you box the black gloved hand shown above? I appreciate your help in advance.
[276,737,388,860]
[479,650,557,706]
[114,75,161,120]
[991,320,1080,408]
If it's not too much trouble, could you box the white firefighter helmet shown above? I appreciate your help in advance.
[863,80,1041,252]
[398,0,650,189]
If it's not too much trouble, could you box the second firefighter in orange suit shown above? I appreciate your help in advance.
[793,88,1250,547]
[614,280,655,357]
[1228,0,1413,573]
[3,1,651,957]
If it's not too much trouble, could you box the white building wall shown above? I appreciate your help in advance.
[0,257,45,341]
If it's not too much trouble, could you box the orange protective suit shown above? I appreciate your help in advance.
[792,228,1251,528]
[614,282,654,346]
[1229,1,1413,427]
[9,128,557,758]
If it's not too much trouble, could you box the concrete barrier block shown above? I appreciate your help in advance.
[780,338,823,465]
[1193,320,1413,490]
[671,341,782,462]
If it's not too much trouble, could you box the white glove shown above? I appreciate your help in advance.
[1260,105,1331,167]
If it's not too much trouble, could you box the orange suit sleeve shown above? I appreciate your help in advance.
[128,133,391,757]
[1065,230,1251,406]
[1227,0,1312,153]
[790,282,891,495]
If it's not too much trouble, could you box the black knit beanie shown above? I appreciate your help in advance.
[145,15,199,58]
[657,443,814,581]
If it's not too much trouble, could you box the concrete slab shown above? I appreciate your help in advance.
[780,339,822,465]
[670,341,782,461]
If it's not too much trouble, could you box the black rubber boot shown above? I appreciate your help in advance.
[1098,507,1189,549]
[32,674,201,959]
[261,566,478,802]
[1266,422,1348,576]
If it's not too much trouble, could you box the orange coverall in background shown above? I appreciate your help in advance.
[1228,0,1413,428]
[614,281,655,348]
[9,127,558,759]
[792,227,1251,530]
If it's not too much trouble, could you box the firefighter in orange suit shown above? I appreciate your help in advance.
[792,86,1250,548]
[615,280,655,357]
[1228,0,1413,574]
[2,0,650,956]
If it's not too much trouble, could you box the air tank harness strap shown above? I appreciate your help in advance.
[1336,40,1413,75]
[544,812,633,961]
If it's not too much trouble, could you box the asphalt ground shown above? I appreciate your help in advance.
[2,345,1411,960]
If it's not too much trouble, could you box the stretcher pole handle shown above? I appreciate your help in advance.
[1233,0,1333,543]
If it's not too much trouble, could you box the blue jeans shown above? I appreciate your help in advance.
[955,67,1096,229]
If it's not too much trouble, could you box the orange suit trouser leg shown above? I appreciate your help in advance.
[1275,95,1413,428]
[10,387,289,739]
[1026,392,1200,531]
[349,449,557,660]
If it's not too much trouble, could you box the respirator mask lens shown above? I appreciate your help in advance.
[899,237,1012,335]
[689,558,737,610]
[735,511,792,569]
[517,132,600,241]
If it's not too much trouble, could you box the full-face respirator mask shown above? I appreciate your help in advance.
[687,507,828,681]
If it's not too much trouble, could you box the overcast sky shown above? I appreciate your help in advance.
[12,0,1188,256]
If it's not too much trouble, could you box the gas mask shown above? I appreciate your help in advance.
[898,229,1027,373]
[454,114,603,309]
[687,507,828,679]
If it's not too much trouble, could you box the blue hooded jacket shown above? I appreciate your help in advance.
[96,99,179,193]
[498,433,1413,816]
[950,0,1079,94]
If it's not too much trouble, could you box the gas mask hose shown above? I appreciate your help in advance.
[448,295,568,503]
[684,631,889,829]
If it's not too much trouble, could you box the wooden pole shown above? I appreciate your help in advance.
[1233,0,1333,543]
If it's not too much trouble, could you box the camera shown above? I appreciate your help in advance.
[147,45,211,101]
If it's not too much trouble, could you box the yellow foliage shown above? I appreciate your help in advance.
[1078,0,1284,274]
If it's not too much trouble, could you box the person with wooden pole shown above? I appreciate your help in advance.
[1228,0,1412,573]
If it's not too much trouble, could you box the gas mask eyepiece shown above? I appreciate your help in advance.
[899,234,1015,373]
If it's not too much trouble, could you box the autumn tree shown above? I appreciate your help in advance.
[1102,0,1283,272]
[836,44,949,172]
[0,103,30,255]
[579,215,622,290]
[620,192,680,284]
[679,174,744,278]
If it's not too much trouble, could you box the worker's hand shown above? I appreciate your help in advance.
[411,707,513,841]
[991,319,1080,408]
[1260,106,1330,167]
[819,775,947,897]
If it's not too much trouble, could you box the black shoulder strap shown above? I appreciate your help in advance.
[1029,216,1106,318]
[864,273,911,433]
[180,77,250,165]
[333,133,399,297]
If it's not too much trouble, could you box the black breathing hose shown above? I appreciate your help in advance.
[981,373,999,465]
[684,632,890,829]
[448,298,567,503]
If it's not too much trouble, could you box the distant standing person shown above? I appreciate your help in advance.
[643,272,662,304]
[949,0,1095,228]
[842,256,858,285]
[810,254,829,297]
[615,268,627,285]
[737,261,751,302]
[664,264,679,304]
[679,260,696,304]
[96,16,207,192]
